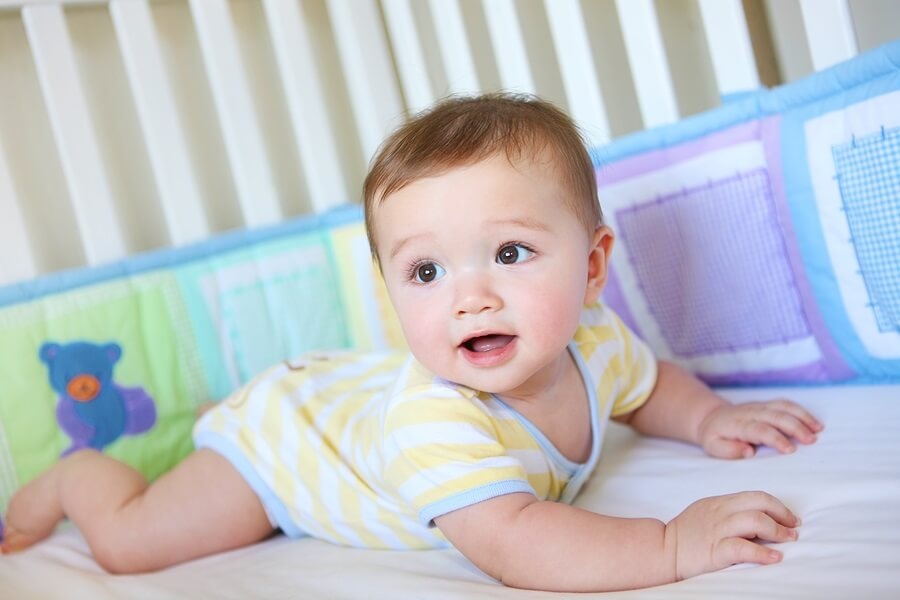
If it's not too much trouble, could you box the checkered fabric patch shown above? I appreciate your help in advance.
[616,169,810,356]
[832,126,900,333]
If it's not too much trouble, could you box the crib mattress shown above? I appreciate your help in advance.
[2,383,899,599]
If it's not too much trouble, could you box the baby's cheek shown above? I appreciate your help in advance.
[530,291,582,337]
[399,316,443,364]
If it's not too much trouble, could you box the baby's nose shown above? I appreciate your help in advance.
[453,274,503,317]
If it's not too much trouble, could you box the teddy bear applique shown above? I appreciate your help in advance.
[39,341,157,457]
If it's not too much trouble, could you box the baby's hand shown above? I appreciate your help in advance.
[698,399,823,459]
[666,491,800,580]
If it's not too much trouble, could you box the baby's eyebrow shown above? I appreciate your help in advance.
[485,217,551,232]
[388,232,430,260]
[388,218,549,260]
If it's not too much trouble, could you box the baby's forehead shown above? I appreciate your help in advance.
[396,150,562,193]
[367,146,590,254]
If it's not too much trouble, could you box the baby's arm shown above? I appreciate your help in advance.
[435,490,798,592]
[616,360,823,458]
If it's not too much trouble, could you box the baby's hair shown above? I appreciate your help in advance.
[363,92,602,263]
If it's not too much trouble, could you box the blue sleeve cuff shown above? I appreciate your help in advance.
[419,480,536,526]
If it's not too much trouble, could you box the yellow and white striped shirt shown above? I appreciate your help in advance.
[194,303,657,549]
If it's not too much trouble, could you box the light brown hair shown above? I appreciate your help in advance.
[363,93,602,263]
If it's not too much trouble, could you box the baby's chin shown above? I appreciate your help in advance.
[429,366,527,396]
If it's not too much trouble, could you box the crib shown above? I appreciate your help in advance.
[1,1,899,598]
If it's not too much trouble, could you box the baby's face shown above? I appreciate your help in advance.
[374,154,607,397]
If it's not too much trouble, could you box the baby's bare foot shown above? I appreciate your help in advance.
[1,526,51,554]
[2,465,64,553]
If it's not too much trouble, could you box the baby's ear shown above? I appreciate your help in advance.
[584,225,614,305]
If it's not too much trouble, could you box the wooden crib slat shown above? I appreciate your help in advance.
[22,3,127,266]
[698,0,760,96]
[543,0,611,146]
[109,0,209,246]
[188,0,282,227]
[326,0,405,162]
[482,0,536,94]
[262,0,349,211]
[613,0,679,127]
[382,0,435,115]
[798,0,858,71]
[0,147,37,285]
[428,0,480,95]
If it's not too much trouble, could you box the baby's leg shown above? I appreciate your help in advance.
[2,449,274,573]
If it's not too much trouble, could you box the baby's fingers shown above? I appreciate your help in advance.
[715,537,783,569]
[744,420,796,454]
[725,509,799,543]
[754,404,820,446]
[704,436,755,459]
[730,491,800,527]
[768,399,824,434]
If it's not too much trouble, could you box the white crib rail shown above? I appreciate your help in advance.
[262,0,350,211]
[22,2,127,266]
[798,0,858,71]
[698,0,760,95]
[110,0,210,245]
[428,0,480,96]
[0,0,890,286]
[544,0,610,147]
[0,143,35,282]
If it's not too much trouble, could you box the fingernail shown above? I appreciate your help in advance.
[789,528,799,539]
[743,447,754,458]
[769,550,782,562]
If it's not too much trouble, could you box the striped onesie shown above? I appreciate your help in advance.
[193,302,657,549]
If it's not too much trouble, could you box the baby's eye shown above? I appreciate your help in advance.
[496,244,534,265]
[413,262,446,283]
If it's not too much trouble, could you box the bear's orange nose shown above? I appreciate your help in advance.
[67,374,101,402]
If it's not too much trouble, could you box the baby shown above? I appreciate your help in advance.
[1,93,822,592]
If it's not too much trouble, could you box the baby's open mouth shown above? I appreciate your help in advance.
[462,334,515,353]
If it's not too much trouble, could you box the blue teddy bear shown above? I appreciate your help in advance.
[39,341,156,456]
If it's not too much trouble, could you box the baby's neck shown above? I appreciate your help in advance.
[496,349,593,463]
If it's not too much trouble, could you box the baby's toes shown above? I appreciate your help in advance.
[0,526,48,554]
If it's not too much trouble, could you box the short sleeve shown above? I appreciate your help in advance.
[573,303,658,418]
[608,311,658,417]
[382,387,535,526]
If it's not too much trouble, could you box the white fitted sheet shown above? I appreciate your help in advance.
[2,384,899,599]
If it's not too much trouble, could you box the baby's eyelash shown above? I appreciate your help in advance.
[497,240,537,254]
[403,258,430,282]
